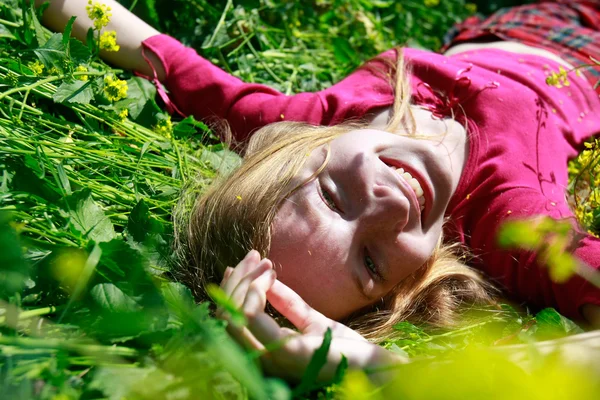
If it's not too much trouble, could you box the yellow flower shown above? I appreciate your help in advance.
[86,0,112,30]
[465,3,477,14]
[546,66,571,88]
[28,60,44,76]
[424,0,440,7]
[103,75,128,102]
[118,108,129,121]
[75,65,89,81]
[99,30,120,52]
[154,116,173,139]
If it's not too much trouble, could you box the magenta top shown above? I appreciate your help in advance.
[143,34,600,320]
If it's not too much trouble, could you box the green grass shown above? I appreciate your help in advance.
[1,0,599,399]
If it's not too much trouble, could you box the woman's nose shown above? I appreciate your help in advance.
[363,183,411,233]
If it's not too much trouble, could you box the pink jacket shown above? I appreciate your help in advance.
[143,34,600,320]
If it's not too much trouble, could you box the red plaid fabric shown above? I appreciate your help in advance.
[442,0,600,93]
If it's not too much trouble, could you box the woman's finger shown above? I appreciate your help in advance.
[221,250,261,293]
[267,280,367,341]
[266,279,329,333]
[220,266,234,285]
[229,258,272,307]
[243,268,276,317]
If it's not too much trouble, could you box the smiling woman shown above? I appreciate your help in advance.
[36,0,600,385]
[176,62,492,340]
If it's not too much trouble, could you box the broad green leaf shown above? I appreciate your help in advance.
[90,283,142,313]
[124,76,157,119]
[160,282,195,325]
[126,199,164,244]
[69,38,91,65]
[53,80,94,105]
[34,32,66,71]
[199,147,242,176]
[535,308,583,340]
[65,189,116,243]
[173,115,210,139]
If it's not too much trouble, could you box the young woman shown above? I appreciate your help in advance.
[39,0,600,382]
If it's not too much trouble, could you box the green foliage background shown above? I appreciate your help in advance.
[0,0,598,399]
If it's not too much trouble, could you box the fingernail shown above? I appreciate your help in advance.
[246,249,259,260]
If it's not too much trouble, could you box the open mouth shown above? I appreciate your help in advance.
[379,157,431,223]
[388,165,425,212]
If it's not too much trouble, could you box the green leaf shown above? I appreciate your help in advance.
[293,327,333,396]
[534,308,583,340]
[497,220,542,250]
[68,38,91,65]
[86,27,97,54]
[53,80,94,105]
[161,282,195,324]
[173,116,210,139]
[392,321,429,339]
[126,200,164,244]
[34,32,66,71]
[124,76,157,119]
[206,284,247,326]
[332,37,356,65]
[62,16,76,45]
[199,147,242,176]
[0,24,16,40]
[332,354,349,384]
[65,189,116,243]
[90,283,142,313]
[0,212,30,299]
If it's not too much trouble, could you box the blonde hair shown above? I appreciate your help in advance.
[174,48,493,343]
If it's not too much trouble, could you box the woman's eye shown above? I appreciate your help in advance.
[364,253,379,278]
[319,184,339,211]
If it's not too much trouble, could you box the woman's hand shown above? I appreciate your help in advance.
[217,250,405,383]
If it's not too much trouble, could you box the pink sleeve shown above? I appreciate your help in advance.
[467,188,600,320]
[141,35,395,145]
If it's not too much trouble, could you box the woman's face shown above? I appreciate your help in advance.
[269,127,466,320]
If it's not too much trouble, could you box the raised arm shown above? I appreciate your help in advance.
[36,1,398,145]
[35,0,165,79]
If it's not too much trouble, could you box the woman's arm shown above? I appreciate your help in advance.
[35,0,165,79]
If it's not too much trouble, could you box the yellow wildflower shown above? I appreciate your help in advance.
[154,116,173,139]
[28,60,44,76]
[118,108,129,121]
[546,66,570,88]
[424,0,439,7]
[103,75,128,102]
[86,0,112,30]
[75,65,89,81]
[99,30,120,52]
[236,195,242,201]
[465,3,477,14]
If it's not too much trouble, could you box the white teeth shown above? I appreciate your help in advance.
[392,167,425,212]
